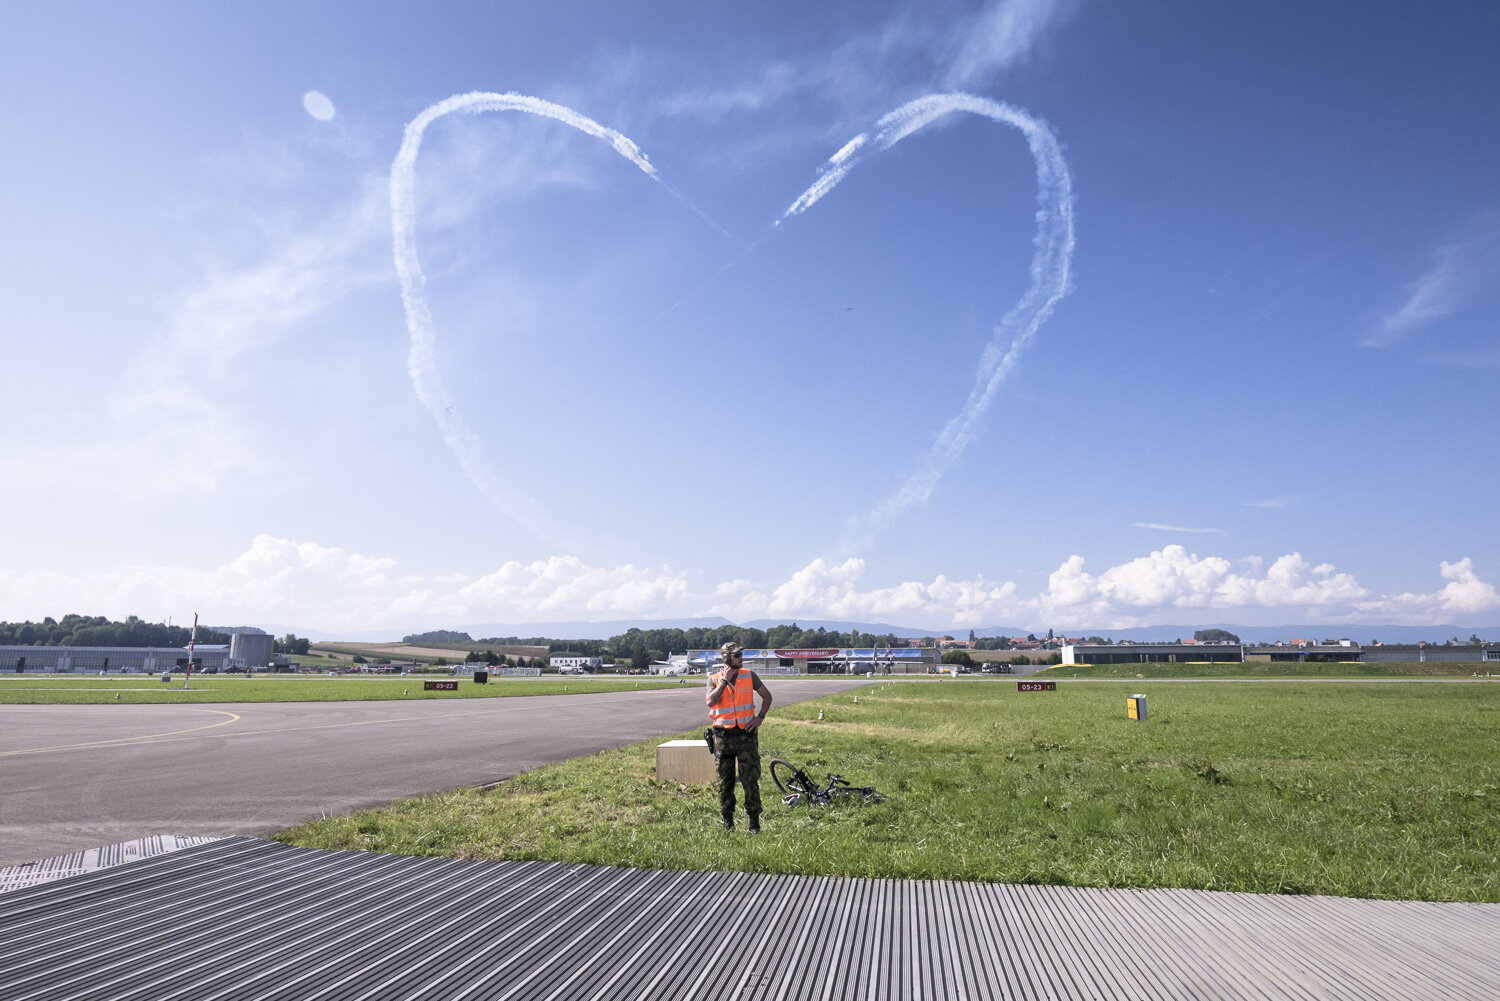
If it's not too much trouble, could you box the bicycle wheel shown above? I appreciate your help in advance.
[768,759,816,798]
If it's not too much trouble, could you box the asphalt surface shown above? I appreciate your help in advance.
[0,679,868,866]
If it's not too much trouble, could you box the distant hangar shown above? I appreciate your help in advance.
[1061,641,1499,665]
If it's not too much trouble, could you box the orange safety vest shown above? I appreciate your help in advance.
[709,669,756,728]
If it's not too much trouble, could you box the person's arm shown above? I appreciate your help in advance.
[706,667,738,707]
[745,673,773,732]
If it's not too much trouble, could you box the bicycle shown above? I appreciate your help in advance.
[768,757,887,807]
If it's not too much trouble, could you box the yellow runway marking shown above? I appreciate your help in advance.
[1,708,243,757]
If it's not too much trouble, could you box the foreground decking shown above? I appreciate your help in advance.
[2,838,1495,1000]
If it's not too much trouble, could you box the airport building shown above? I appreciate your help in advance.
[228,632,276,669]
[1362,643,1500,663]
[1245,642,1364,662]
[552,656,604,673]
[1064,641,1499,665]
[0,644,232,674]
[1061,643,1244,666]
[0,631,276,673]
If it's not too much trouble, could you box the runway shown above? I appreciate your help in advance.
[0,680,866,865]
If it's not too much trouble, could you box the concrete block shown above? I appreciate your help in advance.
[656,738,716,784]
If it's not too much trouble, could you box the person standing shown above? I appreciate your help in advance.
[706,641,773,832]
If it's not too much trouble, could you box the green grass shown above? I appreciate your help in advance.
[1035,660,1494,679]
[0,674,684,704]
[276,678,1500,901]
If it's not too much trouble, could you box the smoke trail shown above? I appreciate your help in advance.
[782,93,1075,553]
[391,92,659,542]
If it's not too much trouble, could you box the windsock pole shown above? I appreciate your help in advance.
[184,612,197,690]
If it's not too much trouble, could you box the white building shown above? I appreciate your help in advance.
[553,656,603,674]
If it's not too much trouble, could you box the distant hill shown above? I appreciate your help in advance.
[305,618,1498,646]
[454,617,736,641]
[740,618,1027,640]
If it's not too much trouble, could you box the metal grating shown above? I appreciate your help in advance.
[0,835,222,893]
[0,838,1495,1000]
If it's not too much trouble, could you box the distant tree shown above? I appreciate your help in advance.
[275,634,311,656]
[1194,629,1241,644]
[403,630,473,644]
[941,650,974,669]
[630,648,652,673]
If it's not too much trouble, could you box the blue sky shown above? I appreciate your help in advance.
[3,1,1498,637]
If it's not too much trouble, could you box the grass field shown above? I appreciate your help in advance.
[0,674,683,705]
[276,678,1500,902]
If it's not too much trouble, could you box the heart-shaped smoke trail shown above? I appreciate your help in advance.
[782,93,1075,555]
[392,91,1073,557]
[391,92,660,545]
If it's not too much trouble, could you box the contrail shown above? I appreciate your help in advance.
[391,92,659,543]
[781,93,1076,554]
[392,90,1073,562]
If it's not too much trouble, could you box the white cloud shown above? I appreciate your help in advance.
[945,0,1078,89]
[1369,211,1500,346]
[654,0,1076,130]
[713,558,1019,628]
[1025,547,1373,627]
[2,538,1495,636]
[1246,496,1298,509]
[1357,558,1500,619]
[2,177,391,500]
[303,91,336,122]
[1134,522,1226,534]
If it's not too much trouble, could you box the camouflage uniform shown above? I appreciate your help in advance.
[708,641,767,831]
[713,724,762,821]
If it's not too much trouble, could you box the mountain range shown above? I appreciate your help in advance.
[298,618,1500,645]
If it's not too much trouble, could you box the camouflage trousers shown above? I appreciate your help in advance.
[712,726,762,819]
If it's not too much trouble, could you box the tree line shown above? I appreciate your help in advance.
[402,630,473,644]
[467,624,908,665]
[0,614,233,648]
[602,623,905,659]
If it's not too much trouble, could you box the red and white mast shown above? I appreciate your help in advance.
[184,612,198,689]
